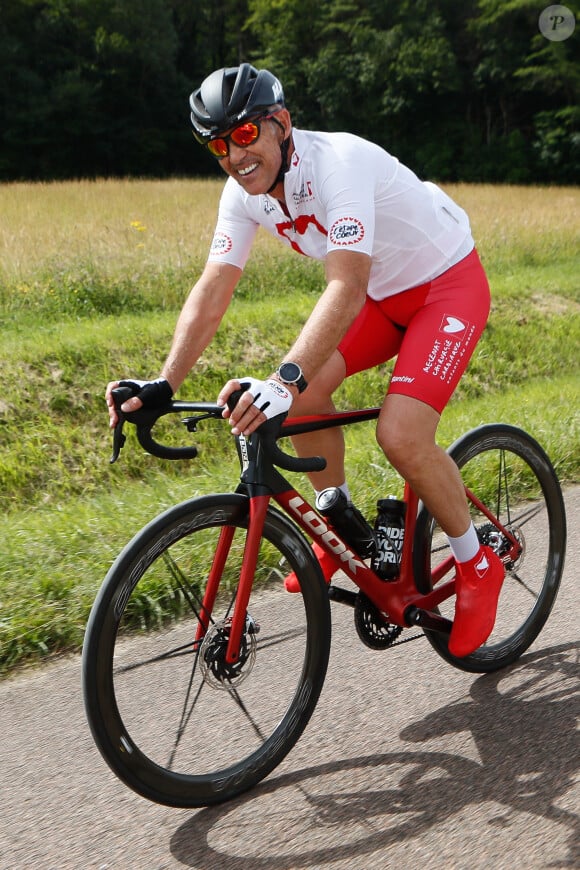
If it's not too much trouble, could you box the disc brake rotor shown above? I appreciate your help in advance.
[199,616,258,690]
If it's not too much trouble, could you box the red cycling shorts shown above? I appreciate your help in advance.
[338,248,490,414]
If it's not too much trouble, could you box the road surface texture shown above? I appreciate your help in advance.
[1,488,578,870]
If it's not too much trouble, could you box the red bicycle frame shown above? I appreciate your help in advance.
[192,407,473,666]
[110,393,524,670]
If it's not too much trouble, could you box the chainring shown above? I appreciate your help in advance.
[354,593,403,650]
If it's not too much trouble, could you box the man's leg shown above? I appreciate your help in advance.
[376,394,469,536]
[377,393,504,657]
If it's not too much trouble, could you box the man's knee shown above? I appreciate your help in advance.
[376,419,410,467]
[376,395,440,476]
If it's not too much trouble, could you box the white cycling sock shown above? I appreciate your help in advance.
[447,522,480,563]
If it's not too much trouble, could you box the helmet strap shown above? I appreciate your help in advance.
[267,117,291,193]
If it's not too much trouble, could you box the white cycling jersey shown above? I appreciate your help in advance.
[207,128,474,300]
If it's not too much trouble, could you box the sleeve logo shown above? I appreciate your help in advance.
[210,232,233,255]
[329,217,365,246]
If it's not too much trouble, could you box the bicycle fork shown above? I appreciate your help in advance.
[194,495,270,665]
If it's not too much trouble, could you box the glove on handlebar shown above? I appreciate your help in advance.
[118,378,173,409]
[239,377,293,419]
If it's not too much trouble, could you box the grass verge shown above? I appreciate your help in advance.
[0,179,578,676]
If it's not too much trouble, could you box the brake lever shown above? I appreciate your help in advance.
[110,419,126,464]
[109,386,134,464]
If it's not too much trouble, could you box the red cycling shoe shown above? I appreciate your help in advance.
[284,542,338,593]
[448,545,506,657]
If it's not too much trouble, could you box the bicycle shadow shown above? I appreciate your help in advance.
[170,641,579,870]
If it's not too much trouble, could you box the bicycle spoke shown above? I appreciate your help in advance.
[167,673,205,770]
[162,550,210,624]
[509,569,540,599]
[506,501,545,528]
[225,684,268,743]
[257,626,307,651]
[115,640,197,674]
[497,447,511,522]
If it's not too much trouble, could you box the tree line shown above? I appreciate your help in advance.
[1,0,578,183]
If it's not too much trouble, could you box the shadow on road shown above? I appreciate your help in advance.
[170,641,579,869]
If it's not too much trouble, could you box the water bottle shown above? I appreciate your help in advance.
[372,496,406,579]
[315,487,376,558]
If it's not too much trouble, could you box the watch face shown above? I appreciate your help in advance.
[279,362,301,383]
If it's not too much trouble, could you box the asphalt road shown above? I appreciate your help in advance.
[1,488,578,870]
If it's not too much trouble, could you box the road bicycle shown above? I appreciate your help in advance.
[82,387,566,808]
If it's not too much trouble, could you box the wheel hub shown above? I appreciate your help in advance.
[477,521,525,571]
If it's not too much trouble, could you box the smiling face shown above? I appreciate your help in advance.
[218,109,293,196]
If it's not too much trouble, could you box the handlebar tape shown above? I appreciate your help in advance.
[111,387,198,461]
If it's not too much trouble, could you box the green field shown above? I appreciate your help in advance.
[0,180,579,675]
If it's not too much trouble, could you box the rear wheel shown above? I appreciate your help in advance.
[82,494,331,807]
[414,425,566,673]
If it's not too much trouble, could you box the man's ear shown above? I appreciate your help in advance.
[277,108,293,138]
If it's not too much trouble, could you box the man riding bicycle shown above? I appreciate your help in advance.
[106,63,504,658]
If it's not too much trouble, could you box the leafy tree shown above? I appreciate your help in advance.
[0,0,578,181]
[466,0,580,180]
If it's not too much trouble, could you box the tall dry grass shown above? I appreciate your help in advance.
[1,179,578,287]
[0,178,221,284]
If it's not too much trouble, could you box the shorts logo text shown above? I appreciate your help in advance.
[422,315,475,384]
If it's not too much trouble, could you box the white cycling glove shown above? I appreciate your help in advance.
[240,377,293,419]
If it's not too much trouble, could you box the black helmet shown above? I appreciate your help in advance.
[190,63,285,143]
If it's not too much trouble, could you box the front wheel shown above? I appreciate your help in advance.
[82,494,331,807]
[414,424,566,673]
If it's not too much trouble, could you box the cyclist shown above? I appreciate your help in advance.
[106,63,505,658]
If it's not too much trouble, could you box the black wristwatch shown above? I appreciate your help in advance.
[276,361,308,394]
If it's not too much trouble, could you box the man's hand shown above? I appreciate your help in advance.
[218,377,294,436]
[105,378,173,428]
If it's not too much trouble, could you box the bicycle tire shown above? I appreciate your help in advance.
[82,493,331,807]
[413,424,566,673]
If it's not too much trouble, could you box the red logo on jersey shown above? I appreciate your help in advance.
[329,217,365,246]
[275,213,327,255]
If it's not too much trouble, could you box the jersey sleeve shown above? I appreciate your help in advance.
[319,142,377,257]
[207,178,259,269]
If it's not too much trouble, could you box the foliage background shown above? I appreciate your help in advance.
[1,0,579,183]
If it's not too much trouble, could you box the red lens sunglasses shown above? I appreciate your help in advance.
[206,113,279,160]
